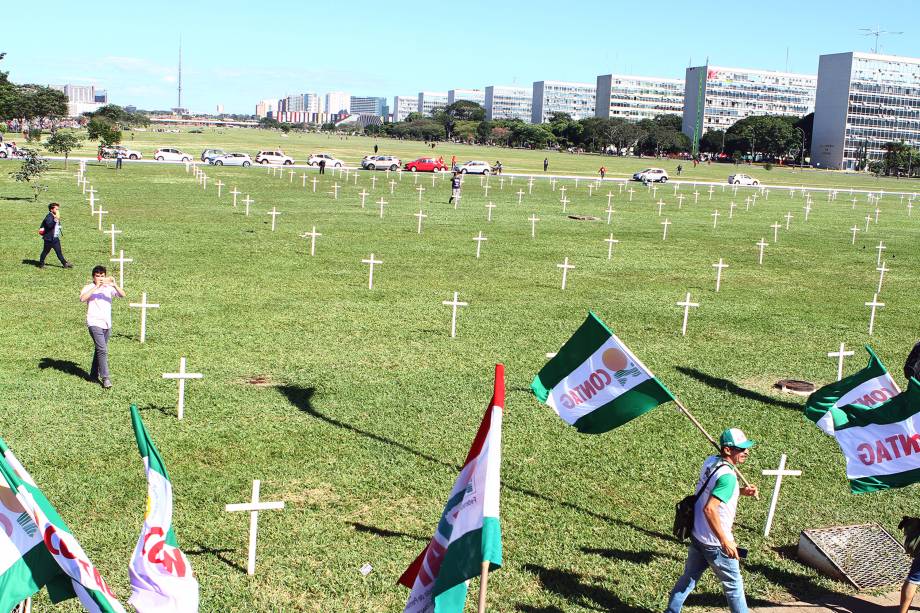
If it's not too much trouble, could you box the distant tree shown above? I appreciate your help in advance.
[699,129,727,154]
[44,130,83,168]
[403,112,426,123]
[636,115,690,156]
[476,120,493,144]
[258,117,281,129]
[490,126,511,146]
[10,147,49,200]
[881,140,919,176]
[444,100,485,122]
[16,85,68,126]
[609,120,644,155]
[86,116,121,146]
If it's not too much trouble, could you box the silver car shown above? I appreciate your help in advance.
[210,153,253,167]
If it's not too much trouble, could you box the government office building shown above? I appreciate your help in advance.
[595,74,684,121]
[484,85,532,122]
[392,96,417,122]
[682,65,817,146]
[811,51,920,170]
[418,91,448,116]
[447,89,485,105]
[531,80,596,124]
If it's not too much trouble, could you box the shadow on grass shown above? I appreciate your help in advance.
[581,547,679,564]
[21,259,42,267]
[38,357,92,381]
[522,564,656,612]
[349,522,427,542]
[136,404,176,418]
[186,542,247,574]
[516,606,566,613]
[278,385,676,545]
[676,367,803,410]
[2,196,34,202]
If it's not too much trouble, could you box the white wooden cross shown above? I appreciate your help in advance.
[559,186,567,200]
[713,259,728,292]
[604,234,619,261]
[673,183,680,195]
[527,177,534,194]
[243,195,253,217]
[472,231,487,258]
[230,188,241,207]
[81,177,88,194]
[289,169,295,183]
[875,241,886,266]
[708,185,715,200]
[876,261,889,294]
[729,202,736,219]
[311,177,319,193]
[756,238,768,265]
[908,202,914,217]
[330,183,340,200]
[201,174,208,191]
[224,480,285,576]
[485,202,496,222]
[827,342,855,381]
[627,187,635,202]
[529,214,539,238]
[358,189,369,208]
[129,292,160,343]
[588,183,594,197]
[557,257,574,290]
[711,210,720,228]
[874,207,881,224]
[86,188,97,210]
[362,254,382,289]
[803,203,812,221]
[499,177,505,190]
[301,172,308,188]
[771,222,782,243]
[693,191,700,204]
[661,218,671,240]
[413,172,419,185]
[94,207,108,231]
[761,454,801,538]
[550,178,557,191]
[389,180,396,194]
[865,293,884,335]
[377,198,387,219]
[560,196,570,212]
[677,194,685,209]
[214,180,224,198]
[850,225,859,245]
[416,185,425,202]
[605,205,615,224]
[442,292,468,338]
[864,214,872,232]
[301,226,321,256]
[657,200,666,216]
[650,184,658,198]
[110,249,132,288]
[606,192,614,208]
[414,210,427,234]
[104,224,122,256]
[517,189,525,204]
[483,184,491,198]
[370,176,378,190]
[851,196,858,209]
[618,182,625,194]
[676,292,699,336]
[267,207,281,232]
[161,357,202,420]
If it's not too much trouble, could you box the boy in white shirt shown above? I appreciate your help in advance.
[79,265,125,388]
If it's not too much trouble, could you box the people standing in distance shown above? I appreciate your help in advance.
[543,157,549,172]
[38,202,73,269]
[665,428,759,613]
[448,171,462,205]
[115,148,124,170]
[598,166,607,179]
[450,154,457,172]
[373,144,378,154]
[318,158,326,175]
[79,265,126,389]
[677,163,683,176]
[494,161,503,175]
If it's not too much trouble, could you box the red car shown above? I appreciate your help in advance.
[404,157,447,172]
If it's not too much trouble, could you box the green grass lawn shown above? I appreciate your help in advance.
[1,146,919,612]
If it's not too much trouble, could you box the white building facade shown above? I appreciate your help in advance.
[682,65,817,149]
[811,51,920,170]
[531,80,596,124]
[484,85,532,122]
[325,91,351,115]
[595,74,684,121]
[447,89,485,105]
[418,91,448,116]
[393,96,416,121]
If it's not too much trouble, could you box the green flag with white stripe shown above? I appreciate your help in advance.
[531,313,675,433]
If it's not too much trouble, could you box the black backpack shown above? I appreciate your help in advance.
[673,462,727,541]
[905,342,920,382]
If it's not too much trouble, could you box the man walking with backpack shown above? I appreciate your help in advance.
[666,428,759,613]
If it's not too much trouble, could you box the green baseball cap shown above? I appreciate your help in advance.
[720,427,755,449]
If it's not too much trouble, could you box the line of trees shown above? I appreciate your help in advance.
[0,53,68,131]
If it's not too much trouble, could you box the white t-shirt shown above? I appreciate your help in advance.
[81,284,120,329]
[691,455,739,547]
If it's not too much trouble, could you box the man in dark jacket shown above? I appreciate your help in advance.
[38,202,73,269]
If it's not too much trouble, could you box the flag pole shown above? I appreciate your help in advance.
[477,560,490,613]
[673,398,759,499]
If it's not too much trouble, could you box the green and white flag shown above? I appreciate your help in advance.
[0,437,72,611]
[0,449,127,612]
[805,347,920,494]
[531,312,675,433]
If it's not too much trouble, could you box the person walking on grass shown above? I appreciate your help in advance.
[448,171,462,205]
[598,166,606,179]
[79,265,125,389]
[38,202,73,269]
[665,428,759,613]
[543,157,549,172]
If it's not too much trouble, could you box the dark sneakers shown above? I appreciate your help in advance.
[62,262,74,268]
[102,378,112,389]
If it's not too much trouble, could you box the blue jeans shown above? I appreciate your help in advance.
[665,538,748,613]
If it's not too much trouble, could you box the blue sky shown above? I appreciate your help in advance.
[4,0,919,114]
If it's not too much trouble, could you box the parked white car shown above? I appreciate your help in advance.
[457,160,492,175]
[210,153,253,167]
[307,153,344,168]
[103,145,142,160]
[632,168,669,183]
[361,155,400,171]
[728,173,759,186]
[153,148,191,162]
[255,150,294,165]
